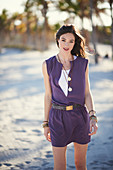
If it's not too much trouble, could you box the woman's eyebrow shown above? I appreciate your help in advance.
[61,37,75,41]
[61,37,66,40]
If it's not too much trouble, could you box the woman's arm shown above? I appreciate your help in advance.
[42,61,52,121]
[85,62,95,114]
[85,62,98,136]
[42,61,52,142]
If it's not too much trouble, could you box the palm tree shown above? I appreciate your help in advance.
[24,0,34,44]
[0,9,9,53]
[89,0,98,63]
[32,0,50,50]
[108,0,113,59]
[56,0,107,63]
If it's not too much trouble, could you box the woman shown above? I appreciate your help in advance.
[42,25,98,170]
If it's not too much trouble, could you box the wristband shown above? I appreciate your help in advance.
[89,110,96,114]
[42,122,49,128]
[90,115,98,123]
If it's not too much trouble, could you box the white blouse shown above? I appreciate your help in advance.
[58,56,77,96]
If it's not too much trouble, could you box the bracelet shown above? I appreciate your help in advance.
[89,110,96,114]
[43,120,48,123]
[42,122,49,128]
[90,115,98,123]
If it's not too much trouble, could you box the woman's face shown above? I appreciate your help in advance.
[58,33,75,54]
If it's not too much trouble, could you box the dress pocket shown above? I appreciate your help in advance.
[81,107,89,124]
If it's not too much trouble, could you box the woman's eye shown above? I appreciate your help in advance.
[62,40,65,42]
[70,41,74,43]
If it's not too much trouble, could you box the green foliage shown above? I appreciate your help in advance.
[58,0,79,14]
[0,0,112,51]
[51,23,61,32]
[0,9,8,31]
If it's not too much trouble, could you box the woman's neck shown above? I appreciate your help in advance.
[58,51,73,62]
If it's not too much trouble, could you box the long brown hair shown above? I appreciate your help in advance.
[56,24,86,58]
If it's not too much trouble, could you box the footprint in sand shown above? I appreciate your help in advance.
[25,161,31,164]
[9,148,18,151]
[15,138,31,143]
[108,136,113,140]
[108,160,113,166]
[42,162,49,167]
[22,148,29,151]
[68,165,75,169]
[90,160,99,165]
[3,163,12,166]
[27,165,40,169]
[14,148,19,151]
[15,129,26,133]
[103,142,108,145]
[0,145,3,147]
[33,157,40,160]
[32,129,42,136]
[15,163,25,168]
[45,151,53,158]
[103,160,113,166]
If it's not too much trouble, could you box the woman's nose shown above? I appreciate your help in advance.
[65,42,69,46]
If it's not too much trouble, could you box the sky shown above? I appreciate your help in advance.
[0,0,112,31]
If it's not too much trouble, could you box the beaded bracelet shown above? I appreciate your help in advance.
[89,110,96,114]
[42,122,49,128]
[90,115,98,123]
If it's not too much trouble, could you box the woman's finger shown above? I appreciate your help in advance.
[90,123,92,132]
[89,123,98,136]
[94,124,98,133]
[47,133,51,142]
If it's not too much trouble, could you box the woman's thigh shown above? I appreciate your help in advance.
[74,142,88,167]
[52,146,67,170]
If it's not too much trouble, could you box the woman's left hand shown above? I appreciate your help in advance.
[89,119,98,136]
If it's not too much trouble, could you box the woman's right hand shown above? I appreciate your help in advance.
[44,127,51,142]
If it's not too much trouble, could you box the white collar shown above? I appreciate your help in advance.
[73,55,77,60]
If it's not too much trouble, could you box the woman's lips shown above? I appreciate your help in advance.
[63,48,69,51]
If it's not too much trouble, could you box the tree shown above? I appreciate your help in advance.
[32,0,50,50]
[24,0,34,43]
[0,9,9,53]
[108,0,113,59]
[56,0,107,63]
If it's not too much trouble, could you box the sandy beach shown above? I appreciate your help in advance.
[0,44,113,170]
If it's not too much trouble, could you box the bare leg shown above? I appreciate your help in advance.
[74,142,88,170]
[52,146,67,170]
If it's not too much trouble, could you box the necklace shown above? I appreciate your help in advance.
[57,54,72,92]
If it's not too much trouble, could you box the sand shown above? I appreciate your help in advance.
[0,44,113,170]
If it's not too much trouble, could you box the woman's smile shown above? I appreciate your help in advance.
[63,47,69,51]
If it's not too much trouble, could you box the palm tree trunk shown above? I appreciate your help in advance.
[109,0,113,59]
[41,0,48,50]
[90,0,98,64]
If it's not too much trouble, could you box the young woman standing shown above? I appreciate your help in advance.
[42,25,98,170]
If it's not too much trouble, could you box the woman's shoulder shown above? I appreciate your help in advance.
[78,56,88,62]
[42,55,56,67]
[77,56,89,71]
[45,55,56,63]
[43,55,56,76]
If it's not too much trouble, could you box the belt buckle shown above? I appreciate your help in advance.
[66,105,73,111]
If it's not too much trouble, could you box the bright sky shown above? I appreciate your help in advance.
[0,0,26,14]
[0,0,111,31]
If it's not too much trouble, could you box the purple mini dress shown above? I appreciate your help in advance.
[45,56,91,147]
